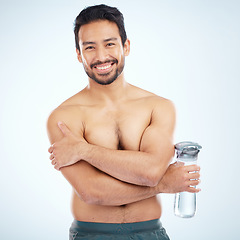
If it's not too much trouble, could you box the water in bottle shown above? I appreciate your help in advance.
[174,141,202,218]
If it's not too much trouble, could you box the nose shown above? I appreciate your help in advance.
[95,46,108,62]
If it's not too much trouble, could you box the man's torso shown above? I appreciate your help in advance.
[55,84,165,223]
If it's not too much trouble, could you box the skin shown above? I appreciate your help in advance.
[47,20,200,223]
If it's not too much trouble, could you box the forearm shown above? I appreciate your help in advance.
[90,171,160,206]
[82,144,154,186]
[80,141,174,187]
[61,161,160,206]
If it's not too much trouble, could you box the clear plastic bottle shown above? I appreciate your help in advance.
[174,141,202,218]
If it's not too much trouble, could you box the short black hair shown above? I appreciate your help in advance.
[74,4,127,51]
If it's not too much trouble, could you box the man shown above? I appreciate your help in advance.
[47,4,201,240]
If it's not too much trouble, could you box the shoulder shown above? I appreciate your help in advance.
[151,96,175,115]
[130,84,175,113]
[145,96,175,125]
[48,88,88,124]
[130,85,176,127]
[47,106,72,129]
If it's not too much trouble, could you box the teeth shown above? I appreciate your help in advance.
[96,65,111,70]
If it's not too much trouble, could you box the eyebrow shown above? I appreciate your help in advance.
[103,37,118,42]
[82,41,96,46]
[82,38,118,46]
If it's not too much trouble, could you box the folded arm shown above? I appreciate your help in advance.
[47,107,200,206]
[61,161,161,206]
[49,99,176,187]
[60,161,200,206]
[47,113,158,206]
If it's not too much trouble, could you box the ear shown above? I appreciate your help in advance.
[76,49,83,63]
[123,39,130,56]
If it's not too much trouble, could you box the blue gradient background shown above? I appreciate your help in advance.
[0,0,239,239]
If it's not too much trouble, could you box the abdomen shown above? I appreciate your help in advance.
[71,191,162,223]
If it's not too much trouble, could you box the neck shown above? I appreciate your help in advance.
[86,73,129,103]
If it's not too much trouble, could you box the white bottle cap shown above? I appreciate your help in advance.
[175,141,202,159]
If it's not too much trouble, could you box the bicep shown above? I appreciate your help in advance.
[47,110,66,144]
[140,99,176,157]
[47,108,85,143]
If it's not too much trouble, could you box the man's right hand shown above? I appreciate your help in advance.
[158,162,201,194]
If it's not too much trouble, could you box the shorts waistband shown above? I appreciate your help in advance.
[70,219,162,234]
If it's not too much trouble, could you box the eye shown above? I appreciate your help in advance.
[106,42,115,47]
[85,46,94,50]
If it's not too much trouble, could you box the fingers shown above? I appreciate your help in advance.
[48,144,56,161]
[54,165,60,171]
[185,164,200,172]
[48,143,61,170]
[188,171,200,180]
[187,179,201,187]
[51,158,60,171]
[174,161,184,167]
[53,162,60,171]
[49,154,55,161]
[185,178,201,193]
[48,144,54,153]
[186,186,201,193]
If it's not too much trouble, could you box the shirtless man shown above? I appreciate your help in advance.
[47,4,201,240]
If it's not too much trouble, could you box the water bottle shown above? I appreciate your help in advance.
[174,141,202,218]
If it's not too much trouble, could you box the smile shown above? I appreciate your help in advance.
[96,64,112,70]
[93,62,115,74]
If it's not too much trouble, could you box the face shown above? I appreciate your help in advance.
[77,20,130,85]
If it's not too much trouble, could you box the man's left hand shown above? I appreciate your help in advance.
[48,122,87,170]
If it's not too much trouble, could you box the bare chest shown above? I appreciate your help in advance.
[82,105,152,150]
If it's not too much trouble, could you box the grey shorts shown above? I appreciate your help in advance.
[69,219,170,240]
